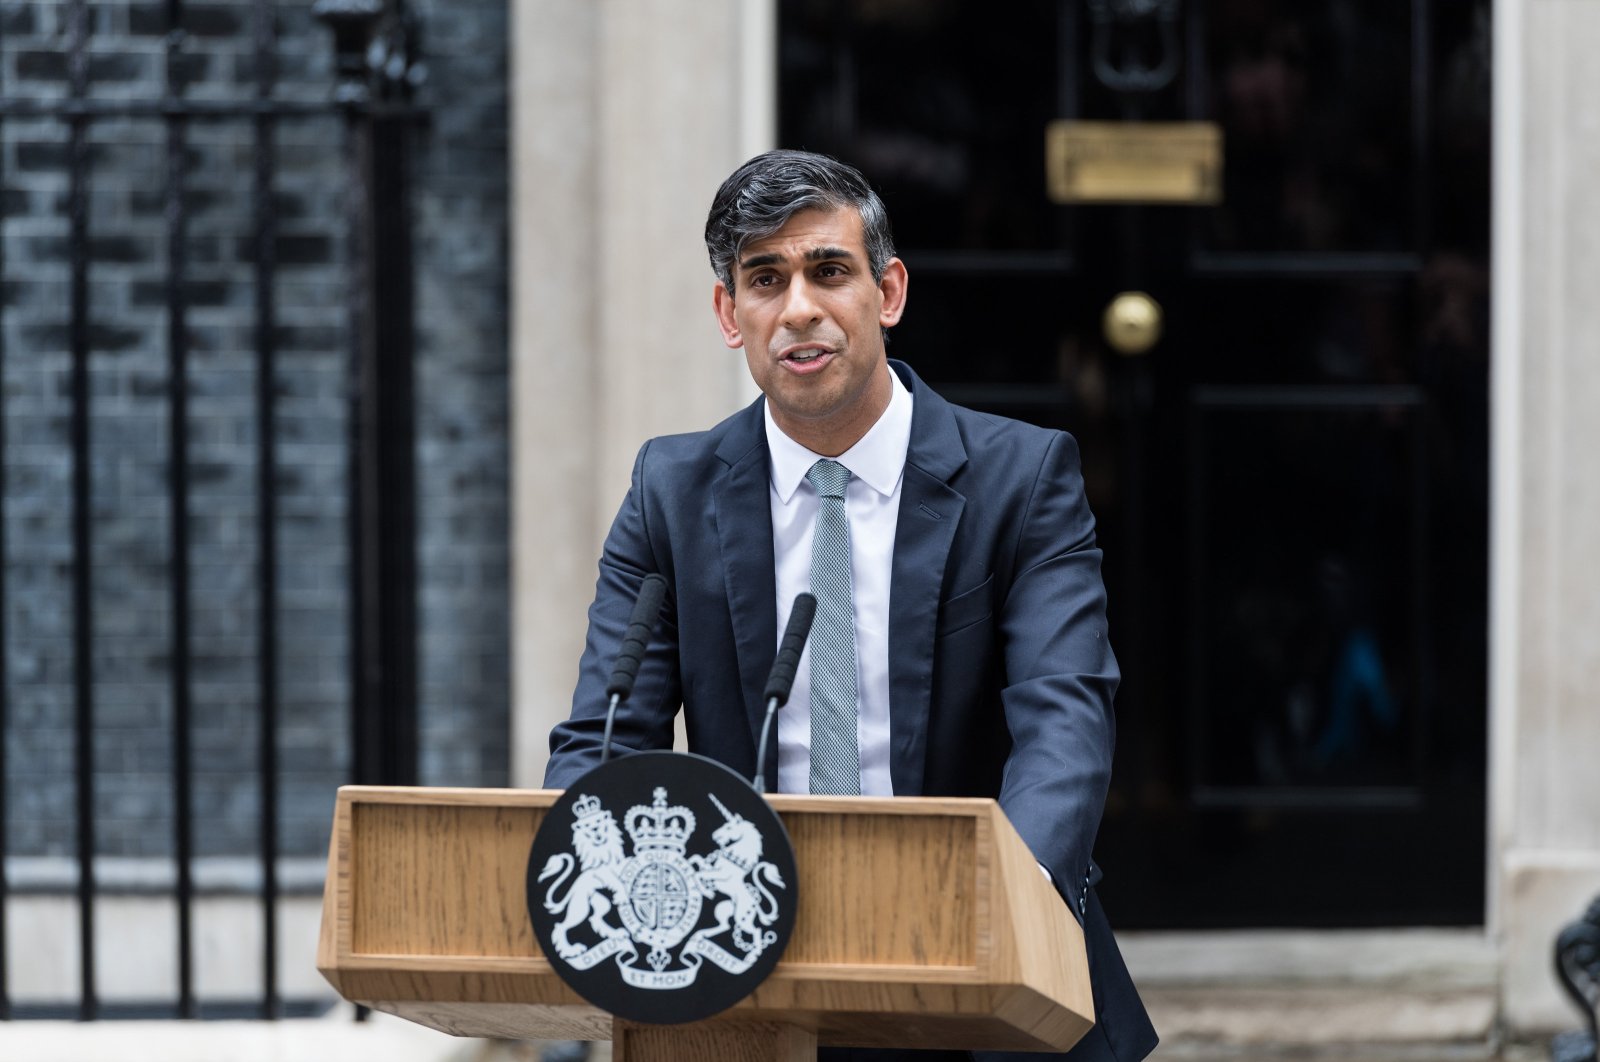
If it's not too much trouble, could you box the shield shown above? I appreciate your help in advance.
[526,751,799,1025]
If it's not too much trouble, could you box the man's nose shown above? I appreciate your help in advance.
[780,276,822,327]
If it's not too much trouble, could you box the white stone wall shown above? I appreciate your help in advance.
[6,895,328,1007]
[1492,0,1600,1036]
[510,0,771,789]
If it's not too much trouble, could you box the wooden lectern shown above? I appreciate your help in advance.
[318,786,1095,1061]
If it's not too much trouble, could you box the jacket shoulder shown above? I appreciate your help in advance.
[632,398,764,477]
[946,398,1075,471]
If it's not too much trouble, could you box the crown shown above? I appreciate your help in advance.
[571,793,605,821]
[625,787,696,854]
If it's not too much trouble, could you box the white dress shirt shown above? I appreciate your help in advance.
[765,369,913,796]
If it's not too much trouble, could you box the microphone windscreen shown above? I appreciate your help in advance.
[762,592,816,706]
[605,573,669,700]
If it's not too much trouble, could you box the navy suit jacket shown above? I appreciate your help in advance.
[546,361,1157,1062]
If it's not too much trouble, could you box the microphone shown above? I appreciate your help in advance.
[600,573,669,763]
[753,593,816,792]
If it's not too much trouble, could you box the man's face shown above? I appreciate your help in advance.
[713,206,908,455]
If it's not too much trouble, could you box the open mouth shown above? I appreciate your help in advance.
[781,344,834,367]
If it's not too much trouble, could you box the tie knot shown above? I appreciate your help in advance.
[806,459,850,499]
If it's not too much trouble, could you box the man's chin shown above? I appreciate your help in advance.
[766,391,849,430]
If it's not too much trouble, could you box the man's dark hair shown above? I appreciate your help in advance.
[705,149,896,293]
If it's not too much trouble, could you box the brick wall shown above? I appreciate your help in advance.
[1,0,508,863]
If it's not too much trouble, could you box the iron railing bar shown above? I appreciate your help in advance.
[252,0,282,1019]
[347,107,419,786]
[164,0,197,1020]
[344,26,421,784]
[343,107,374,1026]
[0,99,422,120]
[67,0,97,1022]
[0,0,10,1023]
[319,6,422,1020]
[371,107,419,791]
[7,999,328,1021]
[346,103,374,788]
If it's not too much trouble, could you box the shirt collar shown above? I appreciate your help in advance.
[764,367,913,504]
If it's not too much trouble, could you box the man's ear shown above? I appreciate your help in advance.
[878,257,909,328]
[713,282,742,348]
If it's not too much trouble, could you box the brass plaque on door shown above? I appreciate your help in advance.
[1046,121,1222,205]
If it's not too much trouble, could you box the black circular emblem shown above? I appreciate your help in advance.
[527,751,799,1025]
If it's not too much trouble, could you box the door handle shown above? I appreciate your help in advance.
[1103,291,1163,355]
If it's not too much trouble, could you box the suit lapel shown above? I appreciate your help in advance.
[712,365,965,795]
[887,363,967,795]
[712,404,778,766]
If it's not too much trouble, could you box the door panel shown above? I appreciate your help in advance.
[1190,401,1427,794]
[782,0,1072,253]
[1183,278,1419,385]
[778,0,1490,927]
[1200,0,1419,255]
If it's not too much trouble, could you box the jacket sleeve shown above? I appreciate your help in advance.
[995,430,1118,923]
[544,440,682,788]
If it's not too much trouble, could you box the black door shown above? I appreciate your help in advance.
[779,0,1490,928]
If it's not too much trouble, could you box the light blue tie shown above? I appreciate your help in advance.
[806,459,860,795]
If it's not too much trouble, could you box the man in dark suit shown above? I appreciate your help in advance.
[545,150,1156,1062]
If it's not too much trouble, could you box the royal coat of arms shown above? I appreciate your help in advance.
[535,785,788,990]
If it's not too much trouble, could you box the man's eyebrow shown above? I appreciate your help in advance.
[738,246,857,272]
[739,252,780,271]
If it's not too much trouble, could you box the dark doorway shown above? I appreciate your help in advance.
[779,0,1490,928]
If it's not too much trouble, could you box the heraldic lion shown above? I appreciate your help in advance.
[538,795,629,959]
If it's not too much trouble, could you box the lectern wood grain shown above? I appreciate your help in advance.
[615,1020,817,1062]
[769,810,975,966]
[352,803,543,957]
[318,786,1093,1054]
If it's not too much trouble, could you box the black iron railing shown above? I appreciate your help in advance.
[0,0,424,1020]
[1554,894,1600,1062]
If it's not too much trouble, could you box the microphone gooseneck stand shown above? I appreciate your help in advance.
[599,573,668,764]
[753,593,816,793]
[591,577,815,795]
